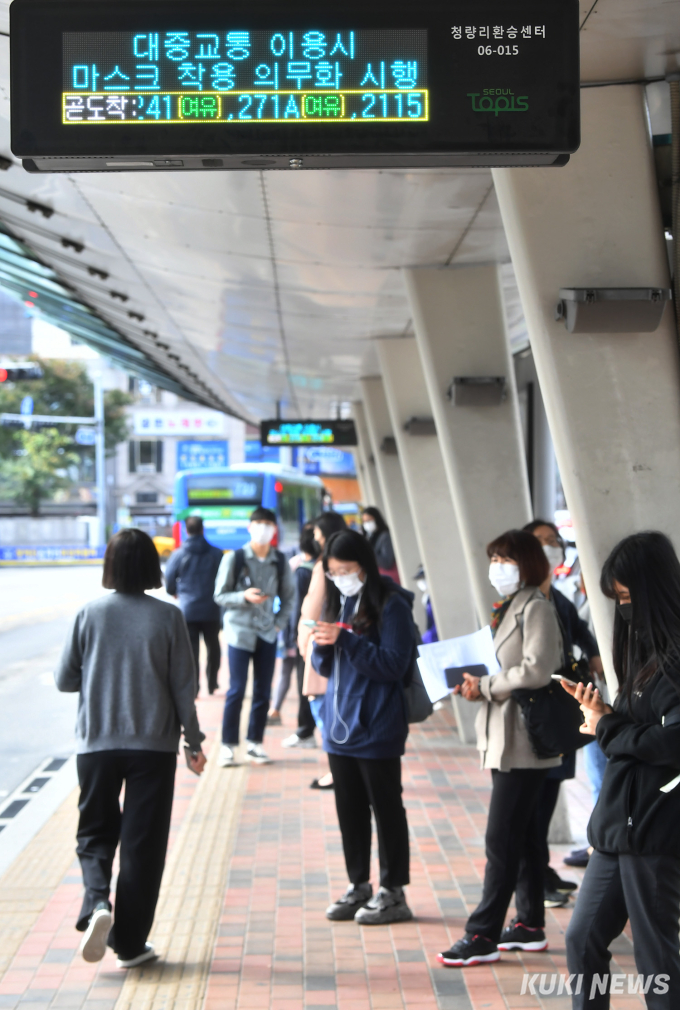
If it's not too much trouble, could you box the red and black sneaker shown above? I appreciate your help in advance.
[497,920,549,952]
[438,933,500,967]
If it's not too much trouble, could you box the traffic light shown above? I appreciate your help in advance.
[0,361,43,382]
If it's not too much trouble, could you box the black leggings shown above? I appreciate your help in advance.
[328,752,410,889]
[75,749,176,960]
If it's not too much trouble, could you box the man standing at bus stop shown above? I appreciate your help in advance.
[165,515,224,695]
[214,507,295,766]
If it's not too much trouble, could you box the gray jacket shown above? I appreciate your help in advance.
[474,586,563,772]
[54,592,204,754]
[214,543,295,651]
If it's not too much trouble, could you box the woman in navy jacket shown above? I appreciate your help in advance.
[564,532,680,1009]
[311,528,416,925]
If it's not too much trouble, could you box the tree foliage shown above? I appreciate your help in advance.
[0,357,133,513]
[0,427,80,516]
[0,357,131,454]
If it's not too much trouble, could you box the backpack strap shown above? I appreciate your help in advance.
[232,547,246,589]
[274,549,285,598]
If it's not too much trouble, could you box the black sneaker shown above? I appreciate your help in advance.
[544,889,571,908]
[564,846,590,867]
[354,886,413,925]
[438,933,500,967]
[545,866,578,893]
[326,883,372,921]
[498,920,548,952]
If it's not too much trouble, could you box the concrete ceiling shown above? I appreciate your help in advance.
[0,0,676,421]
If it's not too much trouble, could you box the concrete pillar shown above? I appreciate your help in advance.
[359,376,425,628]
[405,264,533,624]
[378,338,479,741]
[352,400,384,512]
[492,84,680,691]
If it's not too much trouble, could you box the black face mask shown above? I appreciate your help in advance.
[617,602,633,624]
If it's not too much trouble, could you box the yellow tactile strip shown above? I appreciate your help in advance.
[113,738,247,1010]
[0,787,80,976]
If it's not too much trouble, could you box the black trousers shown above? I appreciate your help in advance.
[537,776,562,881]
[296,654,316,739]
[75,750,176,961]
[328,753,410,889]
[566,850,680,1010]
[186,619,221,695]
[466,767,547,942]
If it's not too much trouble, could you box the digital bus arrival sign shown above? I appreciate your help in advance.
[10,0,580,173]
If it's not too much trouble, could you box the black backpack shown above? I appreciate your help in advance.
[232,547,286,599]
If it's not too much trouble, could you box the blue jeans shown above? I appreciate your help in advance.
[309,695,325,732]
[222,638,278,745]
[583,740,608,805]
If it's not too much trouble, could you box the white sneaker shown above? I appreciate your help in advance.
[245,742,272,764]
[282,733,317,749]
[217,744,236,767]
[116,943,157,969]
[80,905,112,963]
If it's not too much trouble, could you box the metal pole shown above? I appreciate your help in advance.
[94,373,106,547]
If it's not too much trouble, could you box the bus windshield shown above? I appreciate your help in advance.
[186,474,263,507]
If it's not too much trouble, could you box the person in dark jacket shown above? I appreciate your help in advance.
[165,516,224,695]
[524,519,603,904]
[563,531,680,1010]
[311,528,416,925]
[361,507,399,583]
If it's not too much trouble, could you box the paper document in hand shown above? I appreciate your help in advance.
[417,626,500,703]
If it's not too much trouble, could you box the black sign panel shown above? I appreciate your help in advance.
[261,419,358,447]
[10,0,580,172]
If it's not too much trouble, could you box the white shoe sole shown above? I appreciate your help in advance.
[245,753,272,764]
[217,758,237,767]
[437,950,500,966]
[498,939,549,951]
[80,908,112,963]
[282,737,316,749]
[117,945,157,968]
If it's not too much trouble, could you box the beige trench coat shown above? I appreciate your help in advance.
[297,560,328,696]
[474,586,563,772]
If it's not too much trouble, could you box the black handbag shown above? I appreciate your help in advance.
[512,604,595,759]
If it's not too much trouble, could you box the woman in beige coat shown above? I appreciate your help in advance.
[439,530,562,968]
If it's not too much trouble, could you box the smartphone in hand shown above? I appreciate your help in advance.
[552,674,578,687]
[184,744,201,775]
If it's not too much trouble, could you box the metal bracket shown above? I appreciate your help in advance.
[555,288,672,333]
[447,376,506,406]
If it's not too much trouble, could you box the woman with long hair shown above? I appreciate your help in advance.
[564,531,680,1009]
[438,529,562,967]
[311,528,417,924]
[361,506,399,582]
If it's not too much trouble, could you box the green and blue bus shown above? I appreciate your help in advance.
[172,463,325,552]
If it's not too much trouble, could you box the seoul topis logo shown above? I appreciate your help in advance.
[467,88,528,115]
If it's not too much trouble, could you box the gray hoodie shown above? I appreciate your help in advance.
[55,592,204,754]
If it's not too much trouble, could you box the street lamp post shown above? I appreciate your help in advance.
[93,373,106,548]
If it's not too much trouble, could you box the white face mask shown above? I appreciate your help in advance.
[330,571,365,598]
[488,561,521,597]
[543,544,564,572]
[363,520,377,536]
[250,522,276,546]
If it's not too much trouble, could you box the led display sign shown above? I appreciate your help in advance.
[10,0,580,172]
[261,419,358,447]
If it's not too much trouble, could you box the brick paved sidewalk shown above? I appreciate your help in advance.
[0,670,645,1010]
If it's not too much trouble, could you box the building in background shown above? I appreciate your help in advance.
[115,378,245,537]
[0,288,33,356]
